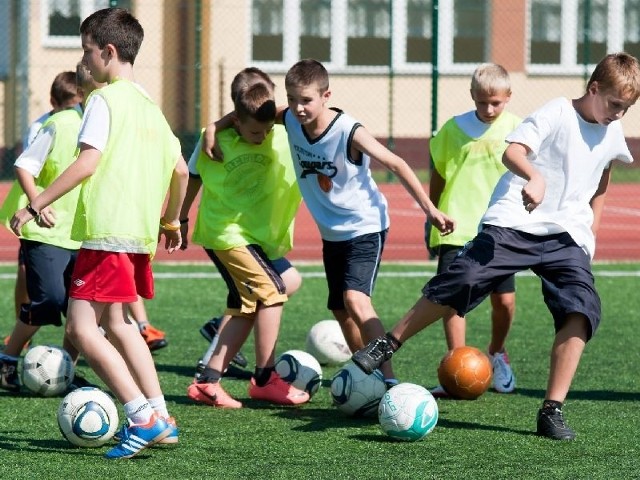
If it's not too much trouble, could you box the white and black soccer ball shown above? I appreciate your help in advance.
[57,387,119,447]
[305,319,351,365]
[378,383,438,441]
[330,362,386,417]
[275,349,322,397]
[22,345,74,396]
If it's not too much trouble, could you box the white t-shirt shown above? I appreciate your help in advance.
[454,110,491,138]
[78,94,110,152]
[15,125,55,177]
[481,97,632,259]
[23,111,52,151]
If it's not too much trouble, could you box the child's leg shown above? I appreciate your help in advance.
[101,302,163,400]
[442,310,466,350]
[253,303,283,367]
[332,309,364,351]
[66,298,143,403]
[488,291,516,354]
[206,315,253,372]
[545,313,588,402]
[3,321,38,357]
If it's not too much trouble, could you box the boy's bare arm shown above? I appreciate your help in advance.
[160,156,189,254]
[502,142,545,212]
[590,166,611,234]
[10,144,100,235]
[352,126,455,236]
[201,105,287,159]
[178,175,203,250]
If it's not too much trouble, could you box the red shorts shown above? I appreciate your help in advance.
[69,249,154,303]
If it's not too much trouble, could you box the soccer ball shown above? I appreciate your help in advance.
[275,349,323,397]
[437,346,492,400]
[378,383,439,441]
[57,387,119,447]
[22,345,74,396]
[330,362,386,417]
[305,319,351,365]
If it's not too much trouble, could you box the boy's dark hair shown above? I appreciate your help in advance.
[234,83,276,123]
[285,59,329,93]
[588,52,640,101]
[50,71,78,107]
[80,8,144,65]
[231,67,275,102]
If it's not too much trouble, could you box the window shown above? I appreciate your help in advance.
[300,0,331,62]
[406,0,432,64]
[42,0,131,48]
[252,0,284,62]
[347,0,391,66]
[528,0,634,74]
[452,0,487,64]
[249,0,490,73]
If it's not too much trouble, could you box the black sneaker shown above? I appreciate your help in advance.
[536,407,576,440]
[199,317,221,343]
[0,358,20,392]
[67,372,99,392]
[351,336,395,375]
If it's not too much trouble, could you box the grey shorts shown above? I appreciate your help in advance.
[423,225,601,340]
[322,230,387,311]
[436,244,515,294]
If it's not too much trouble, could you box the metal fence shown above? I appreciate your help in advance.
[1,0,639,260]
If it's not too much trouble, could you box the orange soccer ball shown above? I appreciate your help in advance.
[437,346,492,400]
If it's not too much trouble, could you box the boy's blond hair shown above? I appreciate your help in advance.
[588,52,640,101]
[470,63,511,96]
[234,82,276,123]
[285,58,329,93]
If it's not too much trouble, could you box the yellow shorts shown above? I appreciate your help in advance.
[212,245,287,318]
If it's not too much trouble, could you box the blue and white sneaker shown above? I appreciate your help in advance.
[490,351,516,393]
[104,413,170,459]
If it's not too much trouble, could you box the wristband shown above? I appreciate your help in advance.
[160,217,180,231]
[180,218,189,225]
[25,203,39,217]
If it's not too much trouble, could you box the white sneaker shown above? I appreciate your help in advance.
[490,351,515,393]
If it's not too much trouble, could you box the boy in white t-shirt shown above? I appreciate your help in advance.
[352,52,640,441]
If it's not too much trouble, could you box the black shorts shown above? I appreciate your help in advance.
[20,239,77,327]
[436,244,515,294]
[423,225,601,340]
[322,230,387,311]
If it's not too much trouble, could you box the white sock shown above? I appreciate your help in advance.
[148,395,169,418]
[123,395,154,425]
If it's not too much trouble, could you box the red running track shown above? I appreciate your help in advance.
[0,182,638,263]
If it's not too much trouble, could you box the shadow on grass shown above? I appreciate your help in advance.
[514,387,640,402]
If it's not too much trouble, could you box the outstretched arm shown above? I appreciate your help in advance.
[178,175,203,250]
[352,126,455,236]
[10,144,99,235]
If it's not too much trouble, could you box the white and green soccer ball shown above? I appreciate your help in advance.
[378,383,438,441]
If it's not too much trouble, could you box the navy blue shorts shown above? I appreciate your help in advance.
[437,244,515,294]
[20,239,77,327]
[423,225,600,340]
[322,230,387,311]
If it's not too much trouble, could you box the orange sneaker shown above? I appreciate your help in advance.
[3,335,30,352]
[187,381,242,409]
[139,324,168,351]
[158,416,179,444]
[248,372,310,405]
